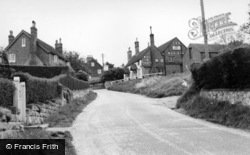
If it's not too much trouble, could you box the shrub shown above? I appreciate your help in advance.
[2,65,69,78]
[53,74,90,90]
[192,48,250,90]
[0,78,15,107]
[101,67,125,82]
[73,70,89,81]
[13,72,62,104]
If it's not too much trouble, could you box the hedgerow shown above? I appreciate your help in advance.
[0,78,15,107]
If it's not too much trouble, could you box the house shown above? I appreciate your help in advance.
[182,43,226,72]
[124,27,164,78]
[85,55,103,78]
[4,21,68,66]
[158,37,187,75]
[124,27,187,77]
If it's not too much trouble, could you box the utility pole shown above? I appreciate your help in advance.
[102,53,104,70]
[200,0,209,61]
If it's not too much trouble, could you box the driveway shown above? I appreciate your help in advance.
[70,90,250,155]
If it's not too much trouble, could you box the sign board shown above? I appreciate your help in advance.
[188,12,237,42]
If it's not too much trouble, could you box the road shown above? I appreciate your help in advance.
[70,90,250,155]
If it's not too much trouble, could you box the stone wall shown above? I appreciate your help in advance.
[200,90,250,106]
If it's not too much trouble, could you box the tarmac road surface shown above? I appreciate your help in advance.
[71,89,250,155]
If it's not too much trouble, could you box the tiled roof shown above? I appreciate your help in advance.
[157,38,176,52]
[124,47,150,68]
[189,43,226,53]
[5,30,68,61]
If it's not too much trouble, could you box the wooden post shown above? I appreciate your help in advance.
[200,0,209,61]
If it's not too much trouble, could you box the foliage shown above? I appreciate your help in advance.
[13,72,62,104]
[73,70,89,81]
[191,48,250,90]
[64,51,90,73]
[105,62,114,69]
[108,73,190,98]
[0,78,15,107]
[1,65,69,78]
[53,74,90,90]
[178,95,250,129]
[45,90,97,127]
[101,67,125,82]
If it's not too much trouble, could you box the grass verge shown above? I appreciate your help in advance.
[45,90,97,127]
[108,73,190,98]
[177,92,250,130]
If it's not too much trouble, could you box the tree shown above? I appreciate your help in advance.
[64,51,90,73]
[101,67,125,82]
[105,62,114,69]
[74,70,89,81]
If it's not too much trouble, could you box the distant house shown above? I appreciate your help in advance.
[85,55,103,78]
[4,21,68,66]
[124,27,187,77]
[182,43,226,72]
[158,37,187,75]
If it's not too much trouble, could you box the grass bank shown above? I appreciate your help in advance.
[176,83,250,130]
[108,73,191,98]
[45,90,97,127]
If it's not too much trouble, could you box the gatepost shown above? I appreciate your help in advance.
[13,77,26,122]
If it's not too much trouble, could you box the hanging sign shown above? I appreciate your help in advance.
[188,12,237,41]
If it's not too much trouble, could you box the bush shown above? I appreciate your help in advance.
[192,48,250,90]
[1,65,69,78]
[101,67,125,82]
[53,74,90,90]
[13,72,62,104]
[0,78,15,107]
[73,70,89,81]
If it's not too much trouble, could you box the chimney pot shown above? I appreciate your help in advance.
[32,21,36,27]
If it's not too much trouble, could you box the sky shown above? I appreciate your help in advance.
[0,0,249,66]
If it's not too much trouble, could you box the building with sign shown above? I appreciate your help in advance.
[124,27,187,77]
[182,43,226,72]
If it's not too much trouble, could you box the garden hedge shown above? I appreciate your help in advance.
[1,65,69,78]
[191,47,250,90]
[13,72,62,104]
[0,78,15,107]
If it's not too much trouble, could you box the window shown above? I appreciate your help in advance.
[172,45,181,50]
[155,59,159,62]
[22,38,26,47]
[97,69,102,74]
[8,54,16,63]
[0,57,2,63]
[54,55,58,63]
[91,62,95,67]
[160,59,164,62]
[168,56,174,62]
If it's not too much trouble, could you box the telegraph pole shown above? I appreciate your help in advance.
[102,53,104,71]
[200,0,209,61]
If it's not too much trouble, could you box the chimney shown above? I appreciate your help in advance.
[134,38,139,55]
[87,55,93,62]
[150,26,154,46]
[30,21,37,54]
[55,38,63,54]
[8,30,14,45]
[127,47,132,62]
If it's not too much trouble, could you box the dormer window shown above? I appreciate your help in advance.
[22,38,26,47]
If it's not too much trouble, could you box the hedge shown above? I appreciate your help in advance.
[0,65,69,78]
[191,47,250,90]
[13,72,62,104]
[53,74,90,90]
[0,78,15,107]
